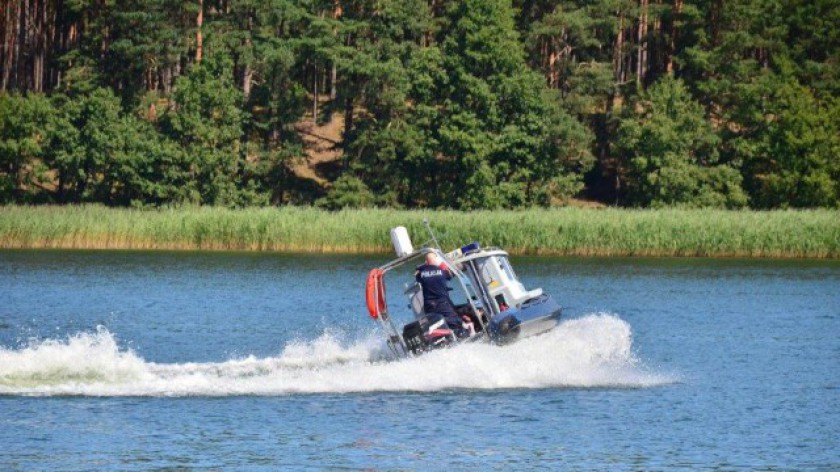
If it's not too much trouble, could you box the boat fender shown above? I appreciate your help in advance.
[365,268,387,319]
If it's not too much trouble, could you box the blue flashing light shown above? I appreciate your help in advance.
[461,242,480,254]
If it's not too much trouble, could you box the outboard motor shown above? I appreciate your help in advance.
[402,314,454,354]
[402,319,428,354]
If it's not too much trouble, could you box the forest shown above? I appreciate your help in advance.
[1,0,838,210]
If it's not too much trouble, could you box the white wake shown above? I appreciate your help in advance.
[0,314,674,396]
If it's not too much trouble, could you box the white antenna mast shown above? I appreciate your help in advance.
[423,218,441,249]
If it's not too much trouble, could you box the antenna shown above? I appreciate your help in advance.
[423,217,441,249]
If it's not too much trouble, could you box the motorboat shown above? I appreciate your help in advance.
[365,223,562,359]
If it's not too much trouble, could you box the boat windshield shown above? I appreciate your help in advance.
[497,256,519,283]
[477,255,520,286]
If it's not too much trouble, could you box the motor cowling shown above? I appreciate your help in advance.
[402,320,428,355]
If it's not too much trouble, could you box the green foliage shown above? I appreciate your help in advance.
[675,0,839,210]
[1,0,839,210]
[2,205,838,258]
[104,0,193,101]
[0,93,54,203]
[785,0,840,97]
[523,1,617,114]
[741,81,840,208]
[216,0,310,140]
[316,174,376,210]
[616,77,747,208]
[162,64,247,206]
[43,87,191,205]
[105,119,191,206]
[46,87,127,203]
[345,0,593,210]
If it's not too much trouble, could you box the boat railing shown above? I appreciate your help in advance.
[373,246,489,358]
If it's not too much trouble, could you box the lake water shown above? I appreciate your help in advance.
[1,250,838,470]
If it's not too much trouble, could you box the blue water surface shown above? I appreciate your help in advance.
[1,250,838,470]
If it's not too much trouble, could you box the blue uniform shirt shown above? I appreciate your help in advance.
[415,263,454,312]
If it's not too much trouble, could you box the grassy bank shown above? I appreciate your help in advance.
[1,205,838,258]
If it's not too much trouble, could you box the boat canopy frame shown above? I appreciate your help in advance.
[367,246,488,358]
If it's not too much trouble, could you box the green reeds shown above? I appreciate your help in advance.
[1,205,838,258]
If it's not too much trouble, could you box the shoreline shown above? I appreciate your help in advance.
[3,246,840,261]
[2,205,838,259]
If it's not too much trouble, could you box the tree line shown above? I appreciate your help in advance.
[1,0,838,209]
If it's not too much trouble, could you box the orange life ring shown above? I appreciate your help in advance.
[365,269,386,319]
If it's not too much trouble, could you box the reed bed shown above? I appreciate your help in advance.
[1,205,838,258]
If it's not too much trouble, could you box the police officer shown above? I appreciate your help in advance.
[415,252,467,337]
